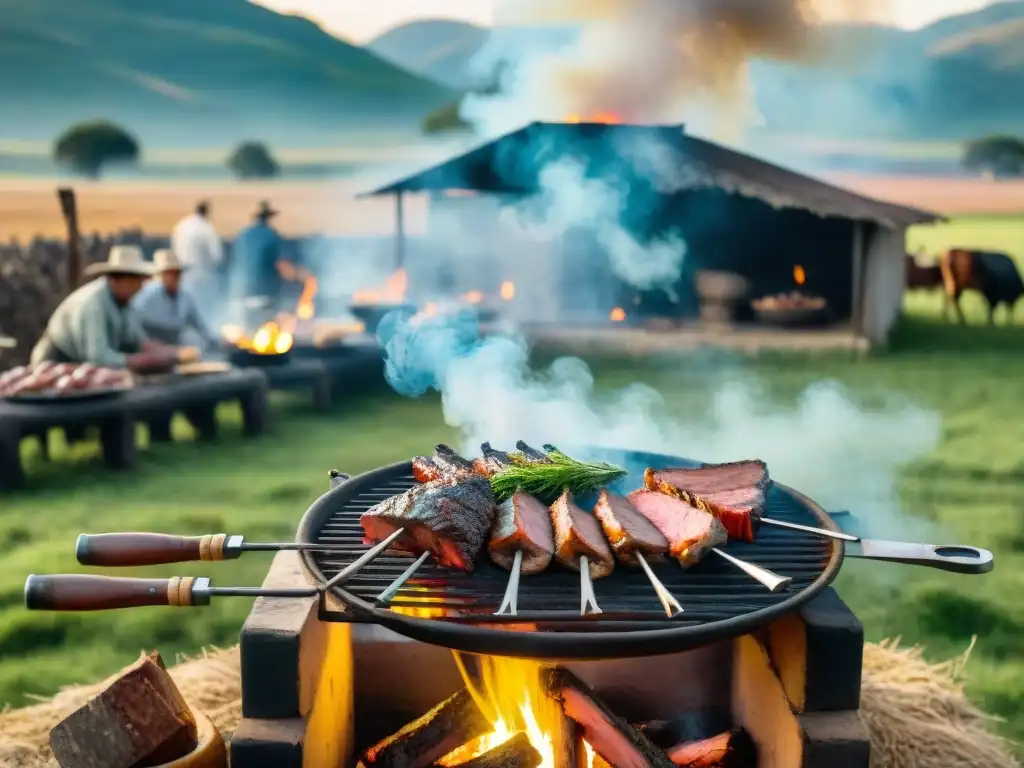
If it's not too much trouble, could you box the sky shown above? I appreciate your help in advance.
[254,0,1000,42]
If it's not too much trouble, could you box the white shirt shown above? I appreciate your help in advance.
[171,213,224,272]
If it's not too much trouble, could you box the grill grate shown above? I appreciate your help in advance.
[301,452,838,632]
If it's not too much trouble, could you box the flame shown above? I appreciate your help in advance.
[237,321,294,355]
[296,276,317,321]
[609,307,626,322]
[353,269,408,304]
[464,290,484,305]
[793,265,806,286]
[564,112,623,124]
[500,281,516,300]
[439,655,595,768]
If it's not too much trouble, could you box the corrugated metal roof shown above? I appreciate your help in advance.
[361,121,941,228]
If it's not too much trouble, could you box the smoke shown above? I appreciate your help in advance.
[379,313,942,541]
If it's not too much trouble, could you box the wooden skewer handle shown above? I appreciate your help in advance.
[76,532,235,566]
[24,575,209,611]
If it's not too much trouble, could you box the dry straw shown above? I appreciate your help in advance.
[0,640,1018,768]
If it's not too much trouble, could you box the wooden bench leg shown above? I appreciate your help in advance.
[0,424,25,491]
[99,415,137,471]
[147,416,174,443]
[240,386,268,437]
[184,405,218,442]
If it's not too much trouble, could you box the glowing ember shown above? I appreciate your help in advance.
[793,265,806,286]
[439,656,595,768]
[296,276,317,321]
[564,112,623,124]
[464,290,484,305]
[500,281,516,300]
[609,307,626,322]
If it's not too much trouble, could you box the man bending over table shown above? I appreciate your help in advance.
[30,245,197,373]
[132,249,217,351]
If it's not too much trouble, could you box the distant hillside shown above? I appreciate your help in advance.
[366,2,1024,140]
[0,0,457,148]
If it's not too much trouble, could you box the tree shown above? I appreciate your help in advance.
[962,135,1024,178]
[227,142,280,179]
[53,120,140,179]
[422,101,472,135]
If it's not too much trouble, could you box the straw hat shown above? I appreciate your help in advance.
[152,248,187,273]
[83,245,156,278]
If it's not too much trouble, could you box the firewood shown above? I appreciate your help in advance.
[443,732,541,768]
[49,651,198,768]
[357,687,491,768]
[542,668,675,768]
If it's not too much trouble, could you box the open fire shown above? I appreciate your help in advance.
[564,112,623,124]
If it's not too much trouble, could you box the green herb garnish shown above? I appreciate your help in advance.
[489,447,627,503]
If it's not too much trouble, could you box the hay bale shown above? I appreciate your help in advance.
[0,641,1018,768]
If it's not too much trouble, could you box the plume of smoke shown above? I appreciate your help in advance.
[378,313,942,541]
[468,0,891,142]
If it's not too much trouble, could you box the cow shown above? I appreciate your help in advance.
[939,248,1024,325]
[905,252,943,291]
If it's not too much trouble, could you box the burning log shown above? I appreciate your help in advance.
[542,668,675,768]
[357,687,491,768]
[48,651,198,768]
[441,733,542,768]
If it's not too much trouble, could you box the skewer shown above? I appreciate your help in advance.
[579,555,603,615]
[495,549,523,616]
[758,517,859,541]
[375,551,431,605]
[321,528,407,590]
[635,552,684,617]
[711,547,792,592]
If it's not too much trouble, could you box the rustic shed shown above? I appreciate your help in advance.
[362,122,941,345]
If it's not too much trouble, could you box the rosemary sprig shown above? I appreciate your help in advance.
[489,448,627,503]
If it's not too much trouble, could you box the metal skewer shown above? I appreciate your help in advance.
[495,549,523,616]
[321,528,406,590]
[635,552,684,617]
[711,547,792,592]
[375,551,431,605]
[759,518,859,541]
[579,555,603,615]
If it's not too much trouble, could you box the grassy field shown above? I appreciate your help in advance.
[0,215,1023,748]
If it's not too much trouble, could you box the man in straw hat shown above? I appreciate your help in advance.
[30,245,192,372]
[132,249,216,351]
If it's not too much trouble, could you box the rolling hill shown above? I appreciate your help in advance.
[366,2,1024,141]
[0,0,457,148]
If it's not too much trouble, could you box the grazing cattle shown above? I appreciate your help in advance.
[939,248,1024,324]
[905,253,943,291]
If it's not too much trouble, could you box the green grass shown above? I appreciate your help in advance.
[1,215,1023,750]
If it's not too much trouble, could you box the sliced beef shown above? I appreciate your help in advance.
[593,490,669,567]
[644,461,769,543]
[360,476,497,571]
[489,491,556,575]
[627,490,726,568]
[412,455,441,483]
[550,490,615,579]
[412,445,477,484]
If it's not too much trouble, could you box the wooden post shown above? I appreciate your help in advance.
[850,222,865,336]
[57,187,82,291]
[394,191,406,270]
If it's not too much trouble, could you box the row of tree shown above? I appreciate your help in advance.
[962,135,1024,178]
[52,120,280,179]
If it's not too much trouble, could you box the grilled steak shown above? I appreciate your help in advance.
[550,490,615,579]
[593,490,669,567]
[360,476,497,571]
[516,441,551,463]
[645,460,769,543]
[473,442,513,477]
[627,490,726,568]
[412,445,477,484]
[489,491,555,575]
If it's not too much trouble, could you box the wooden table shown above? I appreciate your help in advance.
[242,345,384,412]
[0,368,269,491]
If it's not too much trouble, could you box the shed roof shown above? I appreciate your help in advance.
[362,122,941,228]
